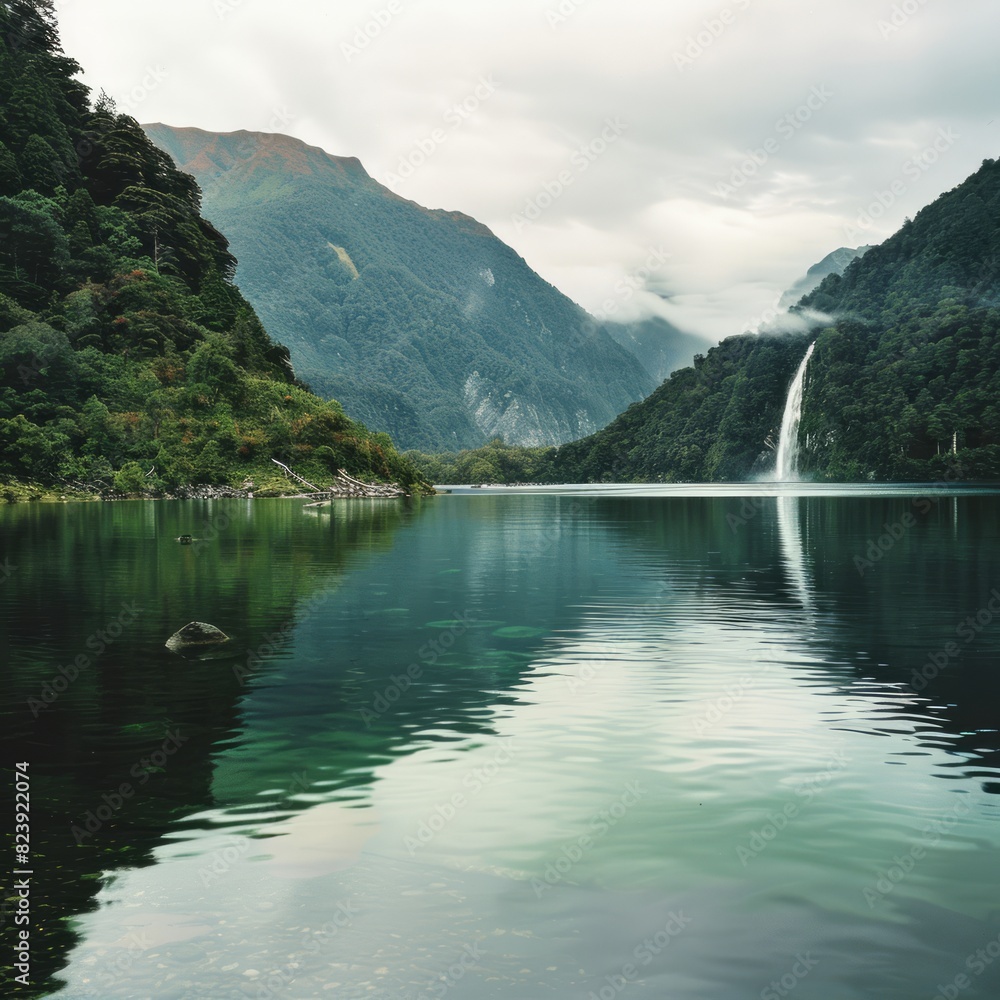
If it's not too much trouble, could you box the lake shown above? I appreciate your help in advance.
[3,487,1000,999]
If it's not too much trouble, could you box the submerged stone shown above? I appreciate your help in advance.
[492,626,545,639]
[165,621,231,654]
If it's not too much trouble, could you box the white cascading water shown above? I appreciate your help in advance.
[774,342,816,481]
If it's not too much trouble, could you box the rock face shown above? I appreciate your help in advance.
[165,622,232,655]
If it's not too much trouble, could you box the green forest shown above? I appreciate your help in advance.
[0,0,428,498]
[4,0,999,493]
[794,161,1000,480]
[411,158,1000,484]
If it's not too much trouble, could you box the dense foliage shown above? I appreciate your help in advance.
[545,333,811,482]
[144,126,656,452]
[791,159,1000,479]
[445,160,1000,485]
[0,1,426,494]
[406,438,558,485]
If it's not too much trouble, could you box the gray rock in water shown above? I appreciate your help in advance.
[165,621,231,654]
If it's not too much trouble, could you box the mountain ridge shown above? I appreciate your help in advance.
[778,245,874,310]
[144,123,660,451]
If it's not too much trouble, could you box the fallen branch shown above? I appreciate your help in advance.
[270,458,322,492]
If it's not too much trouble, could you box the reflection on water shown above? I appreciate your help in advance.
[777,494,814,613]
[2,490,1000,998]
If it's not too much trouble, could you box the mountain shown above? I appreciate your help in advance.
[777,245,874,310]
[545,160,1000,482]
[143,124,656,452]
[0,1,426,496]
[604,315,712,384]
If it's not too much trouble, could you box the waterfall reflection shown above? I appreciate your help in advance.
[776,494,813,612]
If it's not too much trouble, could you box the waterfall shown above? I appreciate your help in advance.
[774,342,816,481]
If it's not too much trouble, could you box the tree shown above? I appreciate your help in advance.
[113,460,150,493]
[0,193,70,303]
[0,139,22,195]
[18,133,62,192]
[186,338,239,404]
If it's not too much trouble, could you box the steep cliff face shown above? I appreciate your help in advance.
[145,124,656,451]
[462,371,598,447]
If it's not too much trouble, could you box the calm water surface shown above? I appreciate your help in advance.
[2,488,1000,999]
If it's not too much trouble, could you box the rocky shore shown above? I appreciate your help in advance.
[1,480,426,504]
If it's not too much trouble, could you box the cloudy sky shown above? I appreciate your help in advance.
[55,0,999,342]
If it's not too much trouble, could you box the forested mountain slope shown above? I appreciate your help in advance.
[431,160,1000,484]
[144,124,657,452]
[0,1,426,495]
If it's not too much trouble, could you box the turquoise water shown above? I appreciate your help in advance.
[2,489,1000,998]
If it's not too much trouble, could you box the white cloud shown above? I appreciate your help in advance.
[55,0,1000,340]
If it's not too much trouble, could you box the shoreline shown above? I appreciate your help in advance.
[0,482,433,505]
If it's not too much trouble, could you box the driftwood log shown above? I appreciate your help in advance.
[270,461,407,504]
